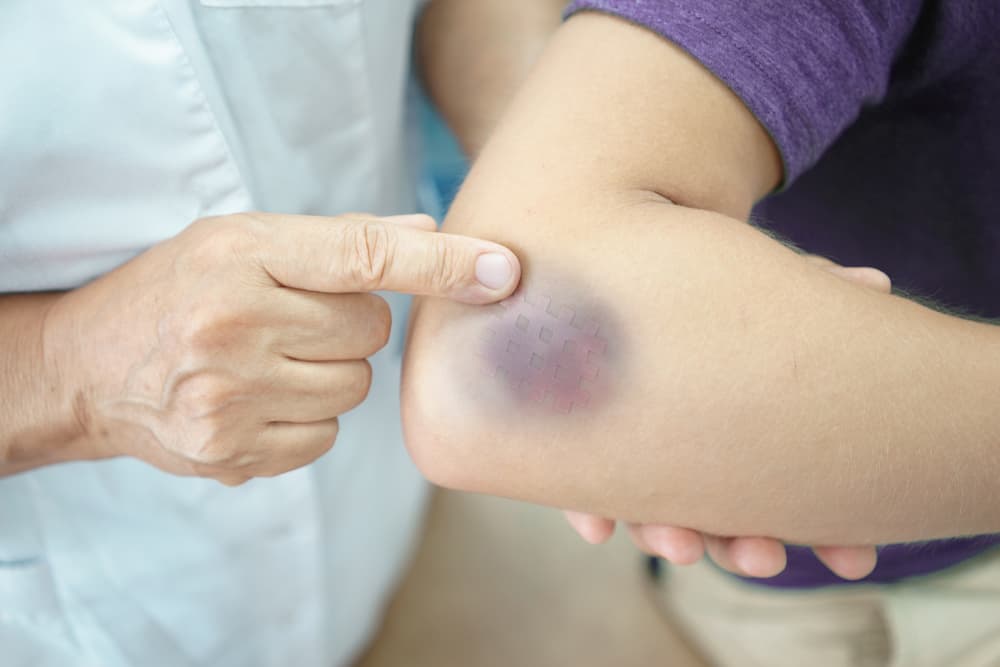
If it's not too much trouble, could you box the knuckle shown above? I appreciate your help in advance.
[189,430,242,468]
[179,308,232,352]
[215,473,252,487]
[173,373,244,424]
[179,302,259,354]
[176,215,271,287]
[366,295,393,350]
[258,425,338,479]
[345,221,396,290]
[187,436,232,468]
[343,361,373,407]
[163,375,259,469]
[314,432,336,458]
[425,237,463,293]
[309,423,340,458]
[185,214,225,240]
[190,214,263,263]
[229,212,271,240]
[304,429,338,460]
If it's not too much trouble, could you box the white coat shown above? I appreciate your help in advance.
[0,2,430,665]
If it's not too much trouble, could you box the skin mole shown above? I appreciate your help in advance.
[478,287,620,414]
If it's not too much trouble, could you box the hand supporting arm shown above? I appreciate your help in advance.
[401,12,1000,546]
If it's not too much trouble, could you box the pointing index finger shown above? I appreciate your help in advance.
[251,212,521,304]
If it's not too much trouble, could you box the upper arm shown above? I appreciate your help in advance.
[449,10,782,219]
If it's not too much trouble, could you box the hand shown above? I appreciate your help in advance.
[564,255,891,580]
[45,212,519,485]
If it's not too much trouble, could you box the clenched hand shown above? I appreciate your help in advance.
[44,212,519,484]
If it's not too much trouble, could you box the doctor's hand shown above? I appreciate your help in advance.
[564,256,892,581]
[45,212,519,485]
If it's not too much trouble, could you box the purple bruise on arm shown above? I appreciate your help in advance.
[479,291,612,414]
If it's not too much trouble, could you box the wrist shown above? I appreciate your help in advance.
[38,292,103,463]
[0,291,98,473]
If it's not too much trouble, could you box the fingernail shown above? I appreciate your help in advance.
[475,253,513,290]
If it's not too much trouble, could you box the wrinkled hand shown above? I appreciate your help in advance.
[564,255,891,580]
[46,212,519,485]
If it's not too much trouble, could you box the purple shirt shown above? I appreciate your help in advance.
[566,0,1000,587]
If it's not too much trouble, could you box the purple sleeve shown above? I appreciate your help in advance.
[564,0,924,185]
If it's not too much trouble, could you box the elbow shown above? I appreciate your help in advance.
[399,369,465,491]
[399,306,485,493]
[399,295,570,504]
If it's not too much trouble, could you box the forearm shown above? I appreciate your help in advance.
[0,292,89,475]
[402,13,1000,545]
[417,0,566,157]
[405,195,1000,544]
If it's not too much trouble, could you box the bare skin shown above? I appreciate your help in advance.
[1,3,890,579]
[403,12,1000,546]
[567,257,890,580]
[417,3,884,578]
[1,213,520,483]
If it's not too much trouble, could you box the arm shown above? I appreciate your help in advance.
[419,0,880,578]
[2,0,552,480]
[418,0,870,578]
[0,293,90,475]
[1,213,519,480]
[401,12,1000,546]
[418,0,567,157]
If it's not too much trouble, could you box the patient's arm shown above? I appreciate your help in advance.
[401,12,1000,546]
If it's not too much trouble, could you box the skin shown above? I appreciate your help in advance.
[568,256,890,580]
[402,12,1000,547]
[419,1,878,578]
[449,275,625,416]
[0,212,520,483]
[0,2,873,578]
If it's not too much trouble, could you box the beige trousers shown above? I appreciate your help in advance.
[656,550,1000,667]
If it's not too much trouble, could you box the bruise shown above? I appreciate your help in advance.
[478,288,619,414]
